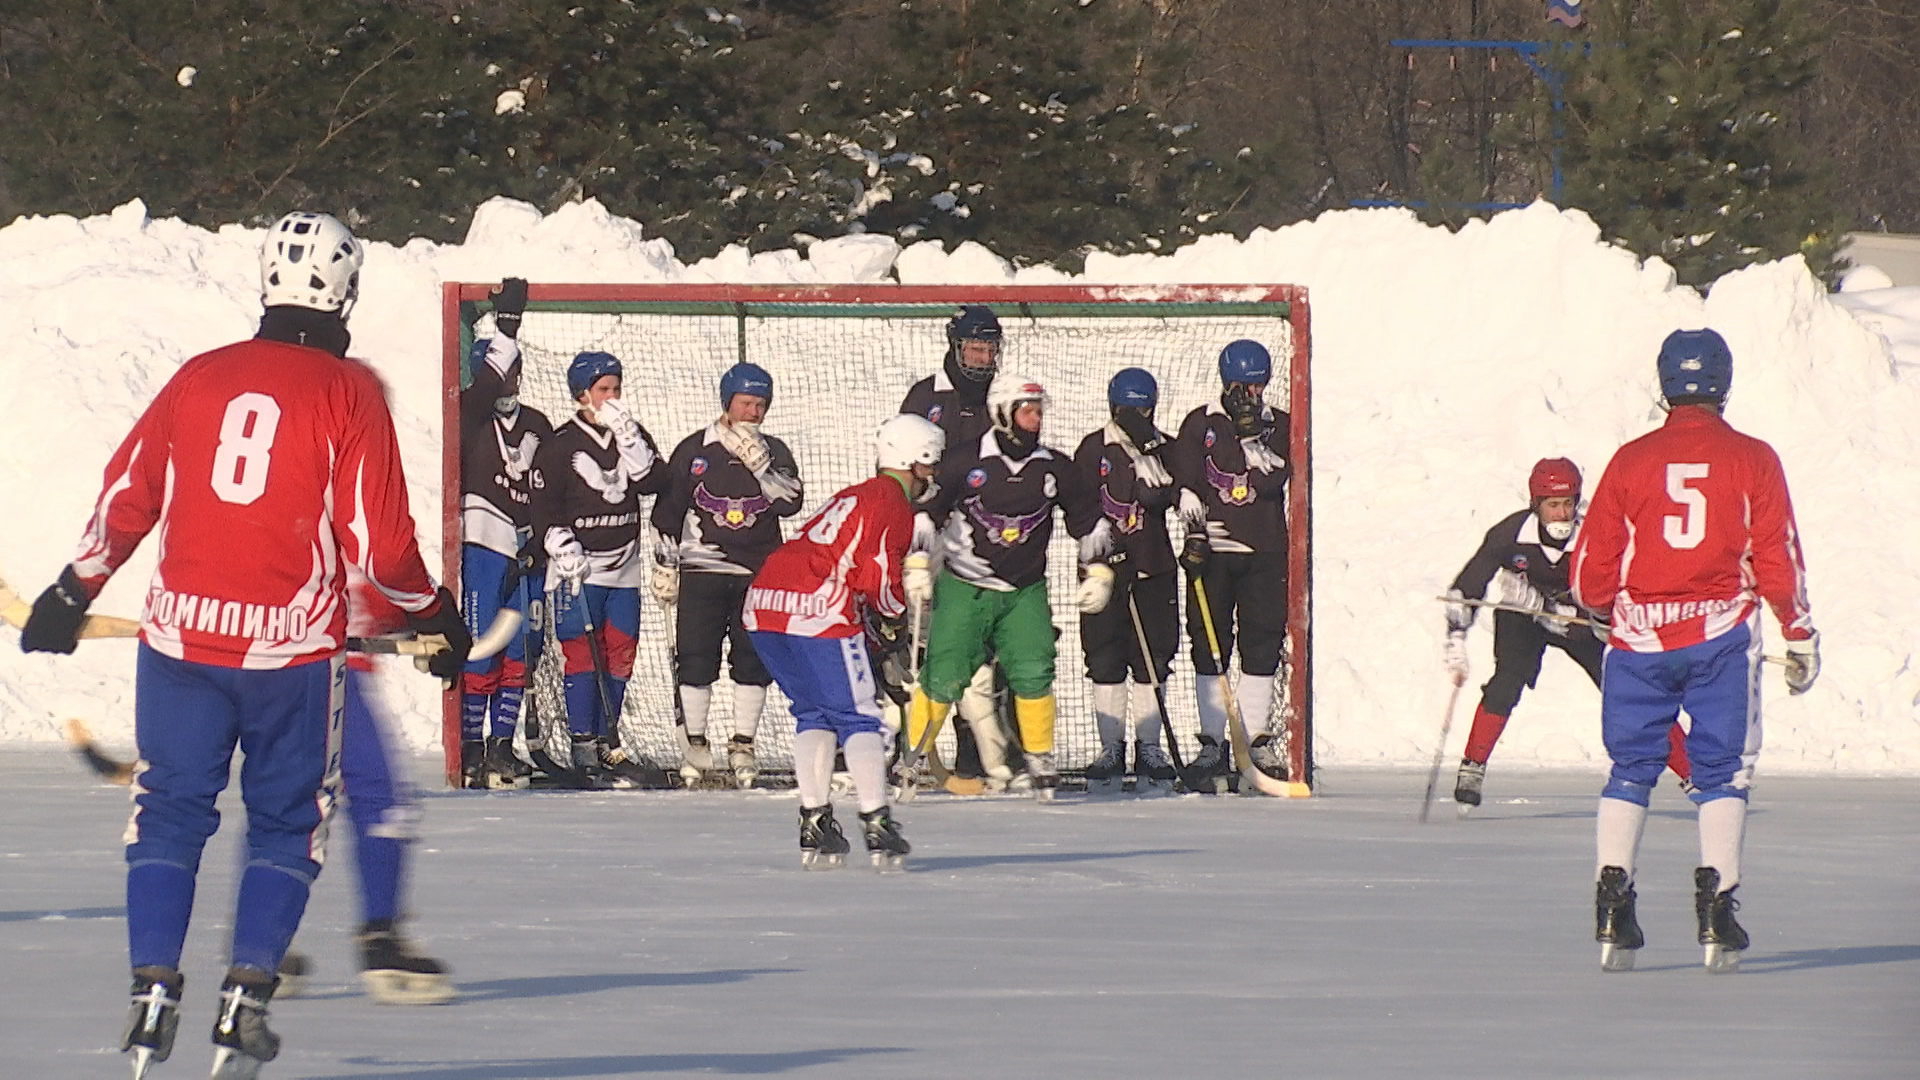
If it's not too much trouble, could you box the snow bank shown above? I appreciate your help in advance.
[3,197,1915,776]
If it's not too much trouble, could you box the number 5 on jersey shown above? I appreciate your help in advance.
[210,392,282,505]
[1663,462,1708,550]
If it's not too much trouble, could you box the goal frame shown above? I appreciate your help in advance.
[439,282,1313,791]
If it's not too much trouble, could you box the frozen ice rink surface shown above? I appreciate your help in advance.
[2,750,1915,1079]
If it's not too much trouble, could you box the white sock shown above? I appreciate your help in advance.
[680,684,713,738]
[1697,798,1747,889]
[793,728,836,809]
[1091,683,1128,749]
[1237,673,1276,735]
[1129,682,1162,746]
[844,731,889,814]
[1596,797,1649,879]
[1195,675,1228,741]
[732,683,767,742]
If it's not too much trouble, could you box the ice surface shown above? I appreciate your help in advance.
[2,750,1915,1077]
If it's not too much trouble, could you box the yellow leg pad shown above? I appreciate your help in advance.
[1014,694,1056,754]
[908,691,952,750]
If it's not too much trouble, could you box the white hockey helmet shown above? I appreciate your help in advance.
[875,414,945,471]
[261,211,363,316]
[987,373,1049,434]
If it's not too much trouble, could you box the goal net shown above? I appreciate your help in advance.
[439,284,1312,790]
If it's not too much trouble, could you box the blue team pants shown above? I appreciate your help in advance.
[460,543,542,741]
[750,631,883,742]
[341,668,416,926]
[551,584,640,738]
[1600,621,1761,807]
[126,645,342,974]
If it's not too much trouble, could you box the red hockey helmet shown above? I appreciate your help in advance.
[1528,457,1581,501]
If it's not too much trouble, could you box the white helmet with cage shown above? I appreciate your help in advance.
[875,414,946,471]
[987,373,1049,434]
[261,211,364,316]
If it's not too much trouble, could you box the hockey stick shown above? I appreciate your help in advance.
[64,718,135,785]
[1191,578,1294,798]
[0,576,139,639]
[1419,682,1464,823]
[1126,589,1187,775]
[893,600,941,803]
[1434,595,1788,665]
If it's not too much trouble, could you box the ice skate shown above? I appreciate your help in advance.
[860,806,910,872]
[1694,867,1748,974]
[1453,759,1486,816]
[358,922,456,1005]
[728,735,758,790]
[1084,741,1127,795]
[274,951,309,999]
[679,732,711,785]
[1024,751,1060,802]
[1184,735,1229,794]
[558,736,611,790]
[459,739,486,790]
[1248,732,1289,781]
[599,741,670,790]
[1595,866,1645,972]
[484,738,529,789]
[209,967,280,1079]
[1134,743,1177,795]
[799,804,850,869]
[121,966,182,1080]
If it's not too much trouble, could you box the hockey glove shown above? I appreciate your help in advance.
[1176,488,1209,534]
[1443,588,1474,633]
[20,565,92,655]
[550,547,591,596]
[1536,595,1581,637]
[1223,384,1266,437]
[903,551,935,607]
[717,419,774,475]
[1588,609,1613,644]
[1076,563,1116,615]
[649,562,679,608]
[1784,632,1820,695]
[1443,629,1469,687]
[408,587,474,683]
[490,277,528,338]
[1241,436,1286,474]
[1179,534,1212,576]
[1113,408,1167,458]
[595,396,645,449]
[1493,570,1545,614]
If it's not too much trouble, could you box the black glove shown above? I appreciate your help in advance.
[407,586,473,682]
[1179,534,1211,576]
[1113,408,1167,456]
[21,565,93,655]
[1223,384,1265,437]
[864,608,910,659]
[490,277,528,339]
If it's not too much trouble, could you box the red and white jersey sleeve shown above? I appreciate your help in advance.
[1570,407,1813,653]
[70,339,439,669]
[743,476,913,639]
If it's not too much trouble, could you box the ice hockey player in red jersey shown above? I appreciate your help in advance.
[1442,458,1691,812]
[1570,328,1818,974]
[744,414,945,869]
[19,211,468,1078]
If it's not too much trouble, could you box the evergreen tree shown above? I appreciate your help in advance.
[1546,0,1848,285]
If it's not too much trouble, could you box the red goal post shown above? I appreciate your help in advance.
[440,283,1312,791]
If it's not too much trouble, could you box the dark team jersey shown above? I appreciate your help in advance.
[460,336,551,558]
[650,422,803,576]
[923,430,1106,592]
[1073,424,1176,577]
[900,369,992,445]
[1449,508,1577,625]
[1169,402,1291,555]
[529,412,667,589]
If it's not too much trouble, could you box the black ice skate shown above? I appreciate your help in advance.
[1453,759,1486,815]
[1084,741,1127,794]
[1248,733,1289,781]
[860,806,911,872]
[358,920,457,1005]
[459,739,487,790]
[484,737,529,789]
[729,735,759,790]
[1023,751,1061,801]
[1133,743,1178,795]
[599,741,671,790]
[1184,735,1229,794]
[121,965,182,1080]
[1694,867,1749,974]
[1594,865,1645,972]
[209,967,280,1079]
[799,804,850,870]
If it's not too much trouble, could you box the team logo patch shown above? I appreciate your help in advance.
[1204,457,1255,507]
[1100,485,1143,534]
[1511,555,1529,573]
[928,405,944,423]
[1099,456,1112,477]
[690,456,709,476]
[966,468,987,489]
[966,497,1049,547]
[694,482,772,529]
[1204,429,1217,448]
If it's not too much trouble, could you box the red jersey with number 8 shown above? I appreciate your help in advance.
[1570,405,1813,653]
[743,476,913,639]
[70,338,440,669]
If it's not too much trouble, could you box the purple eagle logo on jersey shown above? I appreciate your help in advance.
[1205,457,1256,507]
[1100,485,1144,534]
[965,496,1049,547]
[694,482,773,530]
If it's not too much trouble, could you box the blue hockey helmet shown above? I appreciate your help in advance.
[1108,367,1158,410]
[719,361,773,410]
[947,304,1003,348]
[1656,329,1732,405]
[1218,339,1272,386]
[567,351,622,398]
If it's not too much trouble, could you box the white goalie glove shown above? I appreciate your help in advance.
[546,533,591,596]
[1444,630,1469,686]
[717,418,774,475]
[1784,632,1820,695]
[1076,563,1116,615]
[903,551,935,607]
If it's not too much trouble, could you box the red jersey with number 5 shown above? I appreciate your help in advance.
[70,338,440,669]
[1570,405,1813,653]
[742,476,912,639]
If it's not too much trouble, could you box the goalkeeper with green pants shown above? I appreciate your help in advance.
[904,373,1113,797]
